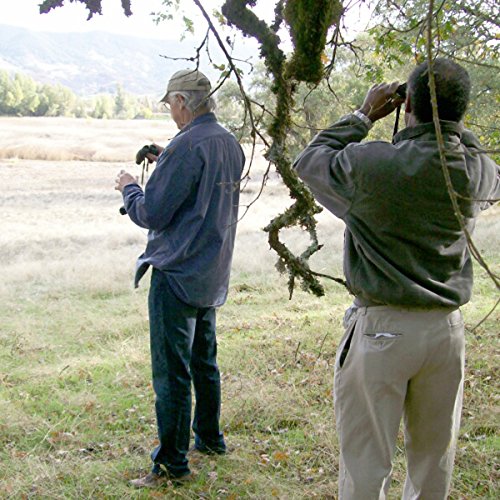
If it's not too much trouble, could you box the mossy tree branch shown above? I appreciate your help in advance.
[222,0,346,298]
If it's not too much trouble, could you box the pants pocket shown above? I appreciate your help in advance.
[364,332,402,339]
[362,331,403,352]
[337,319,357,369]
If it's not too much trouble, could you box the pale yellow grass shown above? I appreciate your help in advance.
[0,117,345,299]
[0,116,497,300]
[0,116,174,162]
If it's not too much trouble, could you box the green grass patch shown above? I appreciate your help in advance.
[0,268,498,498]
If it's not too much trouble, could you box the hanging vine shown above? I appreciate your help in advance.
[221,0,346,298]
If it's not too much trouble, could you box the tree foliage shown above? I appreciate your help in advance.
[39,0,132,19]
[369,0,499,156]
[0,70,154,119]
[371,0,499,62]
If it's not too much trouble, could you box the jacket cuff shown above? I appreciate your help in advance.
[353,110,373,130]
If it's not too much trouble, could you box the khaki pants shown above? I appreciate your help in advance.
[334,305,465,500]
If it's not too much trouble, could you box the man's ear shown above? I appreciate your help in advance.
[404,93,417,127]
[405,94,412,113]
[177,95,186,109]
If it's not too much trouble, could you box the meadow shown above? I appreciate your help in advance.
[0,117,498,499]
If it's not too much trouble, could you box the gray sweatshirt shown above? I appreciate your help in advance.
[294,114,499,308]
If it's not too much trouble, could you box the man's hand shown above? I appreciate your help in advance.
[146,143,164,163]
[115,170,139,193]
[359,82,406,123]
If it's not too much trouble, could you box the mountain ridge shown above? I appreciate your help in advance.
[0,24,205,96]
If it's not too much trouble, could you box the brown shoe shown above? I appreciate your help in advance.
[130,471,193,488]
[130,472,167,488]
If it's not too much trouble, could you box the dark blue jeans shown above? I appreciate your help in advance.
[148,268,226,477]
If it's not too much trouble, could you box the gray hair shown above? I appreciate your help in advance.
[170,90,216,114]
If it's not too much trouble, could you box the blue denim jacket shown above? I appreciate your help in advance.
[122,113,245,308]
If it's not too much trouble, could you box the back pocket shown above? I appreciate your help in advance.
[338,323,356,369]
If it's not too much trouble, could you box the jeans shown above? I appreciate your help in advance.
[148,268,226,477]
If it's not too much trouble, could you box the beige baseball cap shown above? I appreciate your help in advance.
[160,69,212,102]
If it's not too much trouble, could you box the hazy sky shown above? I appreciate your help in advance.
[2,1,369,40]
[1,0,277,40]
[1,0,371,79]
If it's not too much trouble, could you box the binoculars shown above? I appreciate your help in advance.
[136,144,160,165]
[119,144,161,215]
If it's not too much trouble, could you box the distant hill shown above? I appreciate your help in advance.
[0,24,214,97]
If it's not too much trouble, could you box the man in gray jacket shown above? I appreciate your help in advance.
[115,69,245,488]
[294,58,499,499]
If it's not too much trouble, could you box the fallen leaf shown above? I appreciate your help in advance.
[273,451,289,462]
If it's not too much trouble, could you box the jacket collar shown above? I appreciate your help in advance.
[180,112,217,134]
[393,120,464,144]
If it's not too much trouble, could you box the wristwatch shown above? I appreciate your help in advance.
[353,110,373,129]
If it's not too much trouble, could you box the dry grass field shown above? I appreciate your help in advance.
[0,116,498,498]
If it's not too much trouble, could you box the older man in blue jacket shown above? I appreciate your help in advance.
[115,69,245,487]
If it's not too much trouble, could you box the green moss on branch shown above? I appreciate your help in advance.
[284,0,343,83]
[223,0,347,297]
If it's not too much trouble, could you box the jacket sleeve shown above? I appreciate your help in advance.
[482,165,500,211]
[122,147,203,231]
[293,114,370,218]
[461,129,500,211]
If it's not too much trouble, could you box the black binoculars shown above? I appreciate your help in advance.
[136,144,160,165]
[119,144,161,215]
[395,83,407,99]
